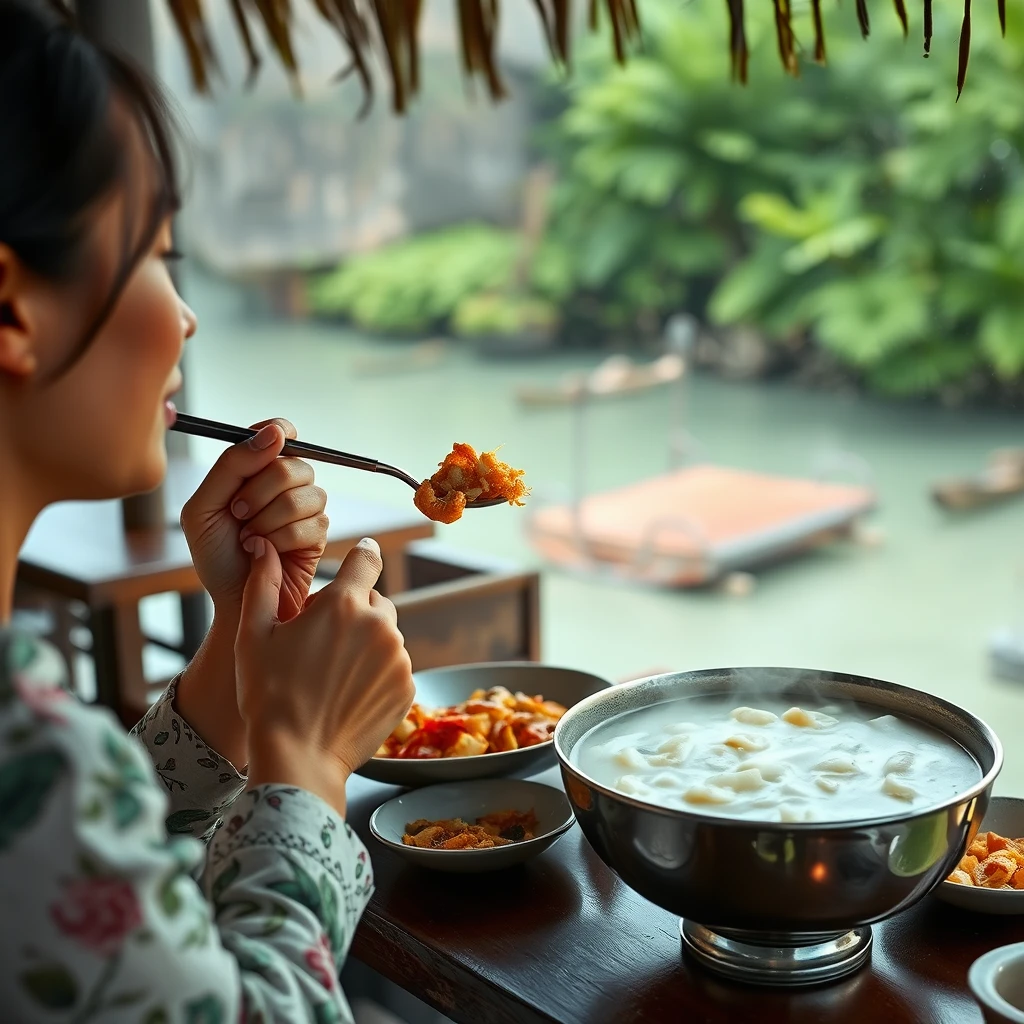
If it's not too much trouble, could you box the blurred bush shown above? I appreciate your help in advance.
[544,0,1024,399]
[309,0,1024,400]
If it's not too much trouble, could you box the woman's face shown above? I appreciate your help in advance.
[0,144,196,505]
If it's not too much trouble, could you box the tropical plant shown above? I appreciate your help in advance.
[306,223,565,336]
[541,0,1024,397]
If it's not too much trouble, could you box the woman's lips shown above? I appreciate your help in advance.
[164,399,177,428]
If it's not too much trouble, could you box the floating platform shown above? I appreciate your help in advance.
[527,465,876,587]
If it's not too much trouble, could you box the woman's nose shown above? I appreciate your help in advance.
[181,300,197,340]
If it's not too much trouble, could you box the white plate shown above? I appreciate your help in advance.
[936,797,1024,915]
[369,778,574,873]
[355,663,610,787]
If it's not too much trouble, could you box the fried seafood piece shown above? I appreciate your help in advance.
[414,442,528,524]
[401,809,537,849]
[947,830,1024,889]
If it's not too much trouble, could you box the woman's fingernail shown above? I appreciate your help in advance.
[232,499,249,519]
[249,424,277,450]
[239,526,251,542]
[244,536,266,558]
[242,536,255,554]
[357,537,380,555]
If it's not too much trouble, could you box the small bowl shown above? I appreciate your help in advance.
[970,942,1024,1024]
[355,662,610,787]
[369,778,574,873]
[936,797,1024,915]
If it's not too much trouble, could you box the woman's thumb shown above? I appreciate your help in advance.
[239,537,283,638]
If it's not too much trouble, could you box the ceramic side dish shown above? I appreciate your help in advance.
[356,662,610,786]
[969,942,1024,1024]
[936,797,1024,915]
[369,778,574,873]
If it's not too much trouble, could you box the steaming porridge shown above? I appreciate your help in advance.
[573,697,981,823]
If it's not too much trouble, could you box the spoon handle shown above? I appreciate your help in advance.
[171,413,387,476]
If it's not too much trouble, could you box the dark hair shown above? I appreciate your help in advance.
[0,0,181,372]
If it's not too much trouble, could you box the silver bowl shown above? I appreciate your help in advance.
[356,662,611,786]
[554,667,1002,987]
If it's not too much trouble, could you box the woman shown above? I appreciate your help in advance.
[0,2,415,1020]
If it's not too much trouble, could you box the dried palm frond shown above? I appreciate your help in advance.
[157,0,1002,111]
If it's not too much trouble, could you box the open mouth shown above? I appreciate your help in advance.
[163,376,182,428]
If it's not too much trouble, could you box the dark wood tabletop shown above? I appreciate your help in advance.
[348,766,1021,1024]
[17,458,434,603]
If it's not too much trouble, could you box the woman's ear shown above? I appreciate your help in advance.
[0,245,37,378]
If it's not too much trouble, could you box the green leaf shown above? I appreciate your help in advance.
[166,808,212,835]
[319,875,342,954]
[153,732,169,746]
[185,994,225,1024]
[0,750,65,852]
[575,207,648,286]
[980,307,1024,378]
[144,1008,169,1024]
[81,797,103,821]
[211,859,241,904]
[8,633,40,673]
[160,876,182,918]
[19,964,78,1009]
[708,244,791,325]
[314,1000,343,1024]
[269,858,322,919]
[113,789,142,829]
[219,899,260,920]
[260,902,287,936]
[197,758,218,770]
[868,340,979,396]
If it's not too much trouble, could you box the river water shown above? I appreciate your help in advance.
[183,270,1024,795]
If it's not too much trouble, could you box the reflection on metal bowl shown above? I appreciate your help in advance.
[554,667,1002,987]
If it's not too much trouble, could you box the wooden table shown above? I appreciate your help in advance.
[17,459,433,711]
[348,767,1021,1024]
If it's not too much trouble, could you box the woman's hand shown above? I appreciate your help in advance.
[237,537,415,816]
[180,418,328,624]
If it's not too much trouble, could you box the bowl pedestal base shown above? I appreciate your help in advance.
[680,919,873,987]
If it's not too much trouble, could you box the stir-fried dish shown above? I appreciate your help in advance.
[947,831,1024,889]
[375,686,567,759]
[403,809,539,850]
[414,442,528,524]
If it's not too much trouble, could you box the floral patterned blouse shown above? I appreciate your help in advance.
[0,628,374,1023]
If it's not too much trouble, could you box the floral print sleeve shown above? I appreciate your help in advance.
[131,677,247,843]
[0,629,374,1024]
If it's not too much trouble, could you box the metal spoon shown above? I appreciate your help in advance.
[170,413,507,507]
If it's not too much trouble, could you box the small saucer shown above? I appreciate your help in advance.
[936,797,1024,916]
[370,778,574,873]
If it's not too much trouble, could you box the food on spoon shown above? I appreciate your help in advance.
[375,686,567,759]
[947,831,1024,889]
[414,442,528,524]
[403,809,539,849]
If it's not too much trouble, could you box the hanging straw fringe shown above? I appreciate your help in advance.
[161,0,1003,111]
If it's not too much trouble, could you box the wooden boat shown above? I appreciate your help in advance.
[931,448,1024,511]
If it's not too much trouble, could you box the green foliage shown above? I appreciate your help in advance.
[452,293,559,337]
[541,0,1024,396]
[307,224,521,333]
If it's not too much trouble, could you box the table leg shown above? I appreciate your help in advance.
[90,603,147,715]
[180,591,209,660]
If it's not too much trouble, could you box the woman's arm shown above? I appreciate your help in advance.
[131,612,252,843]
[0,634,370,1024]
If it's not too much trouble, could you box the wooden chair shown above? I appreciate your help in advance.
[393,542,541,670]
